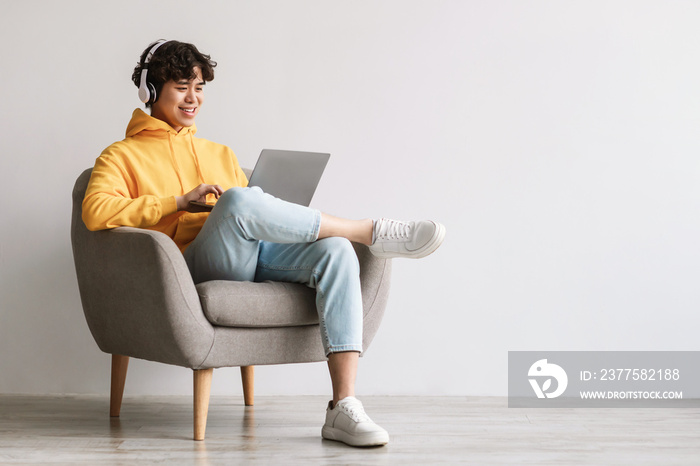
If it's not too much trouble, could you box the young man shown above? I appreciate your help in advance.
[83,40,445,447]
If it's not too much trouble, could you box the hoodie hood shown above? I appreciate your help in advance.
[126,108,198,138]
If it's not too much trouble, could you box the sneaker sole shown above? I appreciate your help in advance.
[322,425,389,447]
[370,221,446,259]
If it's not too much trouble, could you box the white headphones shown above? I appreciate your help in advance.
[138,40,172,104]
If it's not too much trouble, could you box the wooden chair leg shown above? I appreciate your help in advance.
[110,354,129,417]
[241,366,254,406]
[193,368,213,441]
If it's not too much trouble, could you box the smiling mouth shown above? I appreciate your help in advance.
[180,107,196,115]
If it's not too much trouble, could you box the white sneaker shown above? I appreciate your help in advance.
[321,397,389,447]
[369,218,445,259]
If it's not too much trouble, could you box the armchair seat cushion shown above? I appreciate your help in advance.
[196,280,318,328]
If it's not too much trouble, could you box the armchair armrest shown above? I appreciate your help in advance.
[71,223,215,368]
[352,242,392,351]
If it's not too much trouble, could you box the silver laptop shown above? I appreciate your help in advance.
[248,149,330,206]
[187,149,329,212]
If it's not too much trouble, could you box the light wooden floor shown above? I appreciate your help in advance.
[1,395,699,465]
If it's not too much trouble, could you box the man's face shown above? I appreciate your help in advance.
[151,66,204,132]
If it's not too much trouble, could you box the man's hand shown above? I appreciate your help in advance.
[176,184,225,212]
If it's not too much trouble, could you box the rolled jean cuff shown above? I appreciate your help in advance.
[310,208,321,242]
[325,344,364,357]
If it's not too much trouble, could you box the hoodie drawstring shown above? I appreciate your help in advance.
[189,133,207,186]
[167,133,186,194]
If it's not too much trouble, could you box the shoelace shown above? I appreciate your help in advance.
[374,219,412,241]
[337,398,372,423]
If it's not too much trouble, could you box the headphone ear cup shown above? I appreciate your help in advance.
[138,68,150,103]
[147,82,157,104]
[138,84,149,103]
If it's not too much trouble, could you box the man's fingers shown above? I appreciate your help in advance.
[192,184,224,201]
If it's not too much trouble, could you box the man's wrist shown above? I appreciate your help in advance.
[175,196,185,211]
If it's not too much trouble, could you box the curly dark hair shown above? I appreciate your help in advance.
[132,40,217,107]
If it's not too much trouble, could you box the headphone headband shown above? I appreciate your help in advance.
[143,40,170,67]
[138,40,172,104]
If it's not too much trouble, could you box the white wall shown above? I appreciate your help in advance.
[1,0,699,397]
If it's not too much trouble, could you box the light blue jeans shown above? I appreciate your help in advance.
[183,187,363,355]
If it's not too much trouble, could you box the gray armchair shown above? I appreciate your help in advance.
[70,168,392,440]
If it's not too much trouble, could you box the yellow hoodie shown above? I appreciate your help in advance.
[82,108,248,252]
